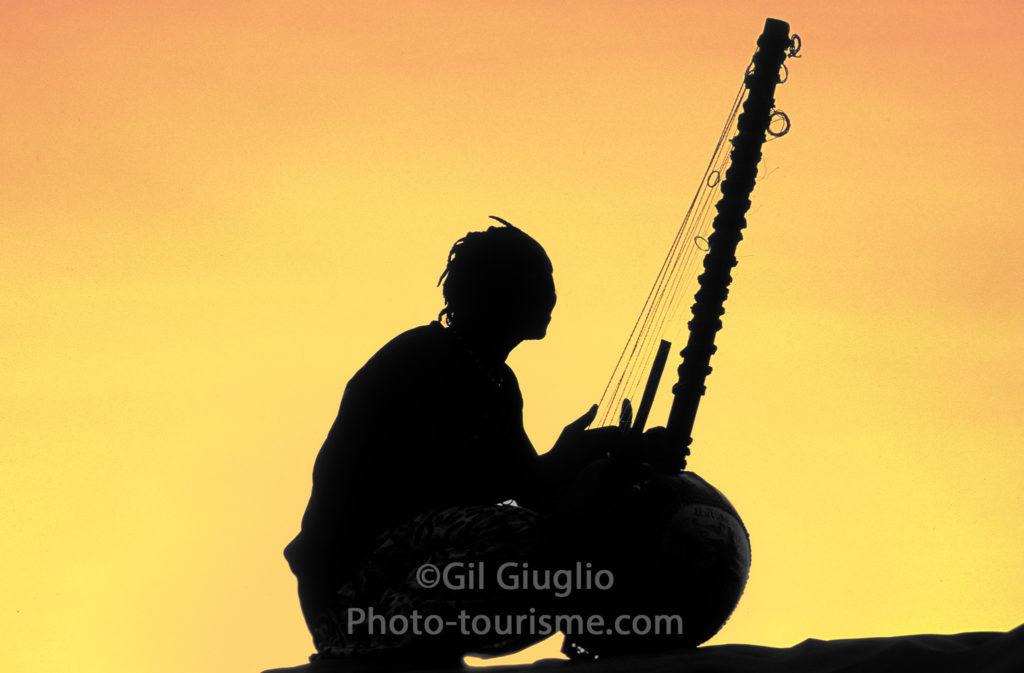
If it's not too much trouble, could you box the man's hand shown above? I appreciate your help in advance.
[545,404,617,475]
[556,404,598,446]
[635,425,688,473]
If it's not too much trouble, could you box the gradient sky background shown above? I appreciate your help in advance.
[2,2,1022,671]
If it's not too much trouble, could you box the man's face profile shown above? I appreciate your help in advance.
[516,269,556,340]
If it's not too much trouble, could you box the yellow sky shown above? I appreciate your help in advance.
[2,2,1022,672]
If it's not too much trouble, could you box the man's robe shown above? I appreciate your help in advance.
[284,321,540,627]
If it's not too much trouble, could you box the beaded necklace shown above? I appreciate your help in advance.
[445,324,506,390]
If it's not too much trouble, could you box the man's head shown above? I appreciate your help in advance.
[438,216,555,341]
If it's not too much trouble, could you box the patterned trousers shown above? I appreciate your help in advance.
[308,503,553,662]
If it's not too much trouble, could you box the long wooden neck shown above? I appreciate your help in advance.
[666,18,791,459]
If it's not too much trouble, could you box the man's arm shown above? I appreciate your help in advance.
[516,405,618,512]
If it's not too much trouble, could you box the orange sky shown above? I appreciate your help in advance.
[2,2,1022,672]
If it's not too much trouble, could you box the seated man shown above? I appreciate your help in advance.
[284,218,609,661]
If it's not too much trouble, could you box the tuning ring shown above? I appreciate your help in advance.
[766,109,791,138]
[788,34,802,58]
[778,63,789,83]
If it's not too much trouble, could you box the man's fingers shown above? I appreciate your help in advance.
[618,398,633,429]
[566,404,599,433]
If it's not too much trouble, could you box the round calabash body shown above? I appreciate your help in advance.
[547,458,751,657]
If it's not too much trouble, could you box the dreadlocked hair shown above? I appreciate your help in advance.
[437,215,552,327]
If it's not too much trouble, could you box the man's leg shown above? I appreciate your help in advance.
[312,504,551,661]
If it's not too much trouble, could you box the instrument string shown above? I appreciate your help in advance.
[658,148,730,337]
[597,33,799,431]
[657,144,730,325]
[597,74,748,425]
[595,96,735,425]
[621,98,739,412]
[595,201,690,424]
[599,82,744,424]
[621,177,718,411]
